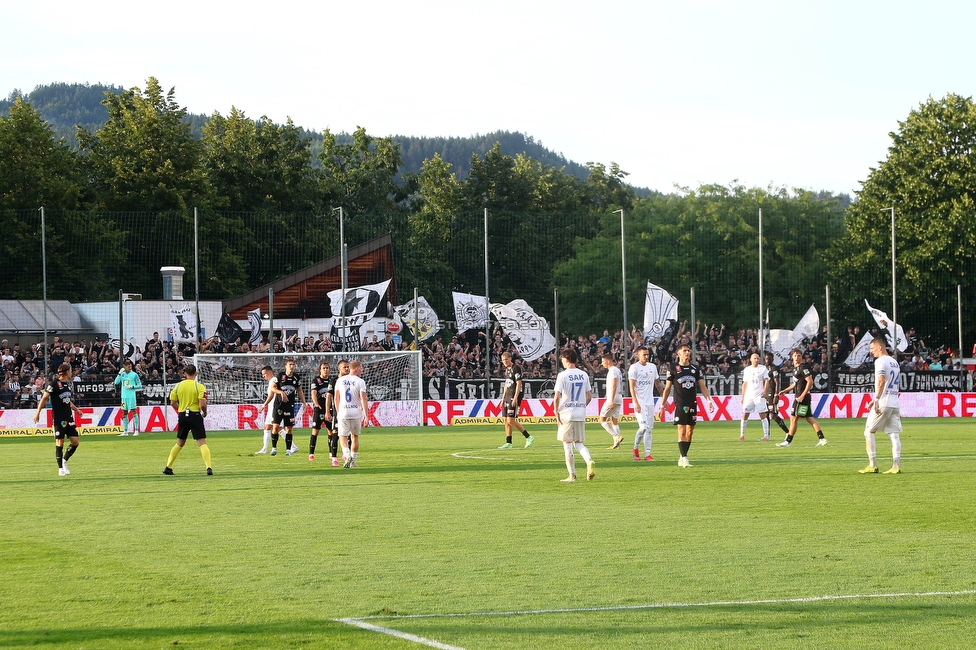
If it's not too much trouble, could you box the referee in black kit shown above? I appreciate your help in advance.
[163,364,213,475]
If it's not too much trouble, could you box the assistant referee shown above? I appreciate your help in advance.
[163,364,213,476]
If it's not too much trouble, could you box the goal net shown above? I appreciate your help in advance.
[191,351,423,426]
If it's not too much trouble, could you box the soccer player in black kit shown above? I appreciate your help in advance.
[776,349,827,447]
[657,343,715,467]
[270,359,308,456]
[33,363,85,476]
[309,362,339,465]
[497,352,533,449]
[763,352,791,437]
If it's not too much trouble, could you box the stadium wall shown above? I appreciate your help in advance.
[2,393,975,435]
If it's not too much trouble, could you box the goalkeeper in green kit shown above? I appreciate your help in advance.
[115,359,143,436]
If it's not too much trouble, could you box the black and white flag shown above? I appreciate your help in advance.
[394,296,439,342]
[247,308,262,346]
[170,306,197,343]
[216,312,245,344]
[490,299,556,361]
[328,280,391,351]
[643,282,679,362]
[452,291,489,334]
[865,299,907,352]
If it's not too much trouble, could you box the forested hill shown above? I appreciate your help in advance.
[2,82,647,192]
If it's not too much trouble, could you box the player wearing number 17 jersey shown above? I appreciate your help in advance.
[553,348,594,482]
[859,336,903,474]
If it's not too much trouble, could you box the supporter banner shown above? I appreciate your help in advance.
[489,299,556,361]
[833,370,962,393]
[394,296,439,342]
[328,279,391,352]
[171,305,198,343]
[452,291,488,333]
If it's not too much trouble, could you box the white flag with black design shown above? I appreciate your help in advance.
[171,305,197,343]
[394,296,439,342]
[793,304,820,341]
[643,282,679,362]
[452,291,489,334]
[489,299,556,361]
[844,332,875,367]
[865,299,907,352]
[328,279,391,351]
[247,308,262,346]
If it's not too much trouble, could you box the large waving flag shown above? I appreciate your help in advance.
[844,331,875,367]
[170,305,198,343]
[247,308,262,346]
[329,280,392,352]
[452,291,489,334]
[865,299,907,352]
[643,282,679,362]
[394,296,440,342]
[490,299,556,361]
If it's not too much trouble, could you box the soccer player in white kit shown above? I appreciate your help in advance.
[599,354,624,449]
[554,348,594,482]
[336,360,369,468]
[255,365,281,454]
[627,346,663,460]
[859,336,902,474]
[739,352,771,441]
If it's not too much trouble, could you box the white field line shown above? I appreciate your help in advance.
[336,589,976,649]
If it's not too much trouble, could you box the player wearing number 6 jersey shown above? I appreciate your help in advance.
[859,336,903,474]
[335,360,369,468]
[554,348,594,482]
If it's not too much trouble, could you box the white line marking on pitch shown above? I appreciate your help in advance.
[336,618,466,650]
[336,589,976,648]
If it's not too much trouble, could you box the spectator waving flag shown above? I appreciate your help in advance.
[452,291,489,334]
[394,296,439,342]
[216,312,245,344]
[865,299,907,351]
[643,282,679,362]
[328,279,391,352]
[793,304,820,341]
[844,331,875,367]
[489,299,556,361]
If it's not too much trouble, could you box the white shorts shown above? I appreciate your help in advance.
[741,397,768,414]
[338,418,363,437]
[557,420,587,444]
[600,401,622,419]
[634,403,655,431]
[865,405,902,435]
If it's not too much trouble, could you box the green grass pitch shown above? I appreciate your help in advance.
[1,417,975,649]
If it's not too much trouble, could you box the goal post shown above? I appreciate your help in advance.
[191,350,423,426]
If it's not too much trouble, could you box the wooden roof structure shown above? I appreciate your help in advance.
[223,234,398,320]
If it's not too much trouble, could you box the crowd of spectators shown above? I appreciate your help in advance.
[1,321,970,409]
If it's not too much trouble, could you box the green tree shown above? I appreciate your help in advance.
[78,77,211,211]
[828,94,976,345]
[203,108,320,212]
[0,97,84,210]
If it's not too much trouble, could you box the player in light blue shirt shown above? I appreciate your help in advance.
[114,359,143,435]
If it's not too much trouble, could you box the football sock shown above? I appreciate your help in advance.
[167,444,182,468]
[133,413,140,432]
[601,421,614,437]
[865,432,876,465]
[816,429,826,440]
[351,451,358,461]
[889,432,901,464]
[56,445,63,468]
[678,440,690,457]
[262,428,272,449]
[328,433,339,457]
[576,443,592,464]
[64,444,78,461]
[199,443,211,469]
[563,443,575,475]
[612,423,621,438]
[740,420,747,437]
[505,435,513,444]
[285,433,293,449]
[644,431,653,453]
[785,434,794,443]
[774,414,789,433]
[634,428,644,448]
[271,433,279,449]
[522,429,531,439]
[309,433,318,454]
[762,418,770,437]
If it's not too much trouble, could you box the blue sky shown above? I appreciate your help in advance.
[4,0,973,195]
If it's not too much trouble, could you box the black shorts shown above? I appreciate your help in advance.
[502,399,521,419]
[674,402,698,426]
[176,411,207,441]
[792,399,812,418]
[273,403,296,428]
[54,419,79,440]
[312,407,335,431]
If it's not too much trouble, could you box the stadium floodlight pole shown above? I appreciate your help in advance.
[614,209,629,369]
[40,207,48,375]
[333,207,348,351]
[690,286,696,363]
[268,288,274,351]
[414,287,420,348]
[484,207,490,397]
[194,207,201,345]
[118,292,142,361]
[554,287,559,353]
[958,285,964,378]
[882,207,897,353]
[825,284,832,393]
